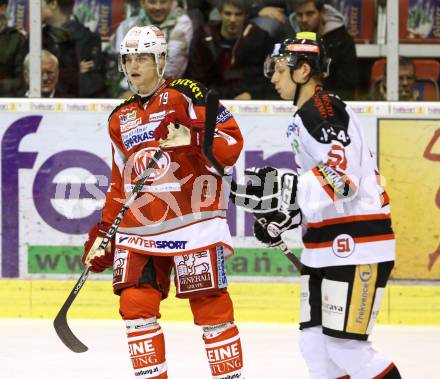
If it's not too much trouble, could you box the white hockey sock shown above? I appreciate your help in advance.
[299,327,347,379]
[326,336,395,379]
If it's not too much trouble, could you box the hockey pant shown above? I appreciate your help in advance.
[116,251,244,379]
[299,262,401,378]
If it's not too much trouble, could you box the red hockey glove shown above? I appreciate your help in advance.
[153,111,204,153]
[82,223,115,273]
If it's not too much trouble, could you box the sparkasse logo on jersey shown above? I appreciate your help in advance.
[122,123,157,150]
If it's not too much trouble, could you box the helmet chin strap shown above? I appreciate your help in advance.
[291,70,312,106]
[124,55,167,97]
[293,81,301,106]
[135,77,164,97]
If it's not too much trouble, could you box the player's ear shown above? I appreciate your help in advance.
[158,54,166,71]
[301,62,312,79]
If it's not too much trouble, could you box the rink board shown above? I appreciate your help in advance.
[0,99,439,280]
[1,279,439,325]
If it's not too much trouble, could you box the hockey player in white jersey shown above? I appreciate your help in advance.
[232,32,401,378]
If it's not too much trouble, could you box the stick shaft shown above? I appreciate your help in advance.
[54,149,163,353]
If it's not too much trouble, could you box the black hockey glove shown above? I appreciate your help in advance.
[253,210,302,247]
[231,166,301,247]
[230,166,298,213]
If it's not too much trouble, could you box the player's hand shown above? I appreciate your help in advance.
[258,7,287,24]
[153,111,204,153]
[253,210,302,247]
[82,223,115,273]
[253,215,283,247]
[234,92,252,100]
[79,60,95,73]
[230,166,280,212]
[230,167,298,213]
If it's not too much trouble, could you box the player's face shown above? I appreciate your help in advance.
[295,2,322,32]
[143,0,173,24]
[270,59,296,100]
[124,54,161,93]
[220,4,247,39]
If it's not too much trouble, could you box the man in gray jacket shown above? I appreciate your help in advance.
[108,0,193,95]
[285,0,358,99]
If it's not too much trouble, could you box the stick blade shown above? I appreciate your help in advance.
[54,311,88,353]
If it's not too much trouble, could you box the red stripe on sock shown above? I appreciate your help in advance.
[373,363,396,379]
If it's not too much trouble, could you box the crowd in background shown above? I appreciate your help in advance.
[0,0,431,101]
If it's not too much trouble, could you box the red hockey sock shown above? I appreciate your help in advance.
[127,325,167,379]
[203,324,244,378]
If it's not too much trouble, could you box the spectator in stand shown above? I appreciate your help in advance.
[186,0,276,100]
[108,0,193,89]
[184,0,217,22]
[249,0,288,40]
[0,0,27,97]
[42,0,105,98]
[285,0,357,99]
[23,50,67,98]
[369,57,420,101]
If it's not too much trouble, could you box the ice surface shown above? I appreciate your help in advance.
[1,319,438,378]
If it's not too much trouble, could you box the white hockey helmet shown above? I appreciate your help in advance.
[119,25,168,95]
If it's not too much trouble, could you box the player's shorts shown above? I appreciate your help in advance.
[299,261,394,340]
[112,245,229,299]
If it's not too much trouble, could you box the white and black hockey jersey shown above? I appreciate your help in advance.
[288,88,395,267]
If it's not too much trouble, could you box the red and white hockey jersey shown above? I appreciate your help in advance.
[102,78,243,256]
[288,88,395,267]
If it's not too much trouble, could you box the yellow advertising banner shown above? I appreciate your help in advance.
[379,119,440,279]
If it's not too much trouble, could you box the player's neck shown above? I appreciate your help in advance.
[296,81,318,110]
[138,78,166,97]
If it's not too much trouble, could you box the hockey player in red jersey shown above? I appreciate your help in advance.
[232,32,401,378]
[81,25,245,379]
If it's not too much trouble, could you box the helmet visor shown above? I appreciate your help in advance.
[263,55,299,78]
[263,55,276,78]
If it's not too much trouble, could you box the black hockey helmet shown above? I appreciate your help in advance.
[264,32,330,78]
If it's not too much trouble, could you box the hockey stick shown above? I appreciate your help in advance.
[53,149,163,353]
[203,90,301,271]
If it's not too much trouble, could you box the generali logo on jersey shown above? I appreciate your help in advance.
[112,249,128,285]
[175,251,214,293]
